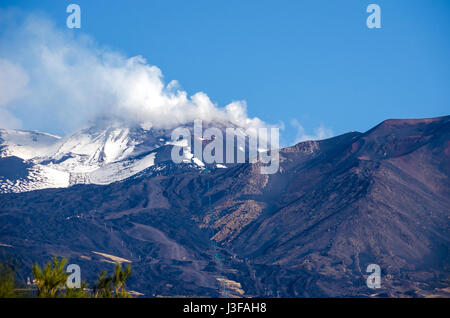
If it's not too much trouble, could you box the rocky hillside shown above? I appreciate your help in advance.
[0,116,449,297]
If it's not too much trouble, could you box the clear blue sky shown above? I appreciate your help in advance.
[1,0,449,143]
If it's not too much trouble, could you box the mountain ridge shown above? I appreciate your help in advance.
[0,115,449,297]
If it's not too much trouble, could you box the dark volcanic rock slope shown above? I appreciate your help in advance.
[0,116,449,297]
[224,117,450,296]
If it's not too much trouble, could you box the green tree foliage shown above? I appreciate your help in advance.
[93,270,113,298]
[0,262,16,298]
[64,281,90,298]
[32,256,68,297]
[94,263,132,298]
[113,262,132,298]
[1,256,133,298]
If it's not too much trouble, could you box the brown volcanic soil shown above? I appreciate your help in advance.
[0,116,449,297]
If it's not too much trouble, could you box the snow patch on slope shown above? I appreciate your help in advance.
[0,129,60,159]
[89,152,156,184]
[0,163,69,193]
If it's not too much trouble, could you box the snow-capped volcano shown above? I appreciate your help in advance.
[0,123,213,193]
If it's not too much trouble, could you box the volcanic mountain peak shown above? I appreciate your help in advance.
[351,115,450,161]
[0,123,177,192]
[375,115,447,127]
[362,115,449,142]
[0,119,257,193]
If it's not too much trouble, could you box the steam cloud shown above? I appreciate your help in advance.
[0,10,333,144]
[290,119,333,144]
[0,11,266,134]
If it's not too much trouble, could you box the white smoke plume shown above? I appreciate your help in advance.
[0,10,267,135]
[290,118,333,143]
